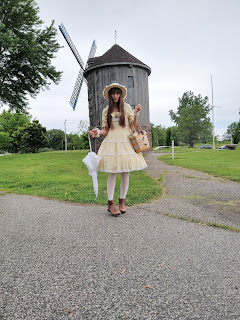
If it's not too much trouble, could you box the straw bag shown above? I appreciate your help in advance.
[129,121,150,153]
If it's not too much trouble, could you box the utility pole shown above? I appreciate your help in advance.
[64,119,67,153]
[211,75,215,149]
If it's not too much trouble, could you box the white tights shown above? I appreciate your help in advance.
[107,172,130,201]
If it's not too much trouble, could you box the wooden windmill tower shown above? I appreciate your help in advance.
[59,25,152,148]
[84,44,152,148]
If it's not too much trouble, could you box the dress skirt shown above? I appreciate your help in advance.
[97,119,147,173]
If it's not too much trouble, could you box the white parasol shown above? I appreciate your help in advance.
[82,135,101,197]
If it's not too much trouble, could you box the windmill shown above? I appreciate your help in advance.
[59,23,97,110]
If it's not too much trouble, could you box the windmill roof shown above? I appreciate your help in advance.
[84,44,151,75]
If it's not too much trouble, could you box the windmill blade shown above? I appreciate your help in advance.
[70,40,97,110]
[70,69,84,110]
[59,23,85,71]
[85,40,97,69]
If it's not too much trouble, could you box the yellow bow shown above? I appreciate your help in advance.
[111,112,121,118]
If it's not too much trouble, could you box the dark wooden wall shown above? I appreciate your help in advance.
[86,65,150,128]
[85,64,152,150]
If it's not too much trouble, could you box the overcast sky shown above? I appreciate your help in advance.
[27,0,240,137]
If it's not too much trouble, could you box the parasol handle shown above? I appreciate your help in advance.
[88,134,92,152]
[88,135,97,153]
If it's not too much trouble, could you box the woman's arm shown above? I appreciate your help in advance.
[132,104,142,127]
[89,126,109,138]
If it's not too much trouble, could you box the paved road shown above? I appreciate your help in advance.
[144,152,240,230]
[0,153,240,319]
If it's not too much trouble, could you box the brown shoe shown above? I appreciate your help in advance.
[119,199,126,213]
[108,200,121,216]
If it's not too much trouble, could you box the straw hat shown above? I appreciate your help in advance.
[103,83,127,100]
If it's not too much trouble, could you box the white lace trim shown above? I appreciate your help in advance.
[98,152,136,156]
[98,165,148,173]
[102,139,129,143]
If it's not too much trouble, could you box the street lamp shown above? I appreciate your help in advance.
[211,75,215,149]
[64,119,67,153]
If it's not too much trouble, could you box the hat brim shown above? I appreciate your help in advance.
[103,83,127,100]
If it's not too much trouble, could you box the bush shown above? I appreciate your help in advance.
[38,147,55,153]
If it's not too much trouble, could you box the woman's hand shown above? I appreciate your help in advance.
[134,104,142,113]
[89,129,98,138]
[89,127,109,137]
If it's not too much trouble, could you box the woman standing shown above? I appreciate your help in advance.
[89,83,147,216]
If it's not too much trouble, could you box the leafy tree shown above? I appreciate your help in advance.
[0,109,31,151]
[169,91,212,147]
[12,119,48,153]
[225,121,240,144]
[233,122,240,144]
[151,123,167,147]
[0,132,13,151]
[170,126,180,146]
[79,132,90,149]
[165,127,172,146]
[0,110,31,134]
[47,129,65,150]
[0,0,62,112]
[66,132,89,150]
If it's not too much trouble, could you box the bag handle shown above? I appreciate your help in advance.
[131,119,144,133]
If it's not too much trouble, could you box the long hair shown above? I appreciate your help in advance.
[107,88,125,129]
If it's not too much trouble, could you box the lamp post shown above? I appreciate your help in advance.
[64,119,67,153]
[211,75,215,149]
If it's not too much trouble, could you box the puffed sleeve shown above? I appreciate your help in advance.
[126,103,134,124]
[102,107,108,128]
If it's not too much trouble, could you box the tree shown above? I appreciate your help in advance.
[12,119,48,153]
[151,123,167,147]
[169,91,212,147]
[170,126,180,146]
[233,122,240,144]
[66,132,89,150]
[0,110,31,135]
[225,121,240,144]
[0,0,62,112]
[47,129,65,150]
[0,132,13,151]
[0,109,31,151]
[79,132,90,149]
[165,127,172,146]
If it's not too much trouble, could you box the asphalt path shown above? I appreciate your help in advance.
[143,152,240,230]
[0,152,240,319]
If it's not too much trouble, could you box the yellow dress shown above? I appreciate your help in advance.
[98,103,147,173]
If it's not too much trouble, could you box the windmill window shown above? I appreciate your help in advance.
[131,105,135,110]
[128,76,134,87]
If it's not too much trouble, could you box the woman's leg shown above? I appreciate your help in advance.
[107,173,117,201]
[119,172,130,213]
[107,173,120,215]
[120,172,130,199]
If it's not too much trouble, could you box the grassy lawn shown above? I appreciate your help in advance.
[159,145,240,182]
[0,151,162,205]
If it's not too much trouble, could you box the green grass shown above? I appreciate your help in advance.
[159,145,240,182]
[161,212,240,233]
[0,151,162,205]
